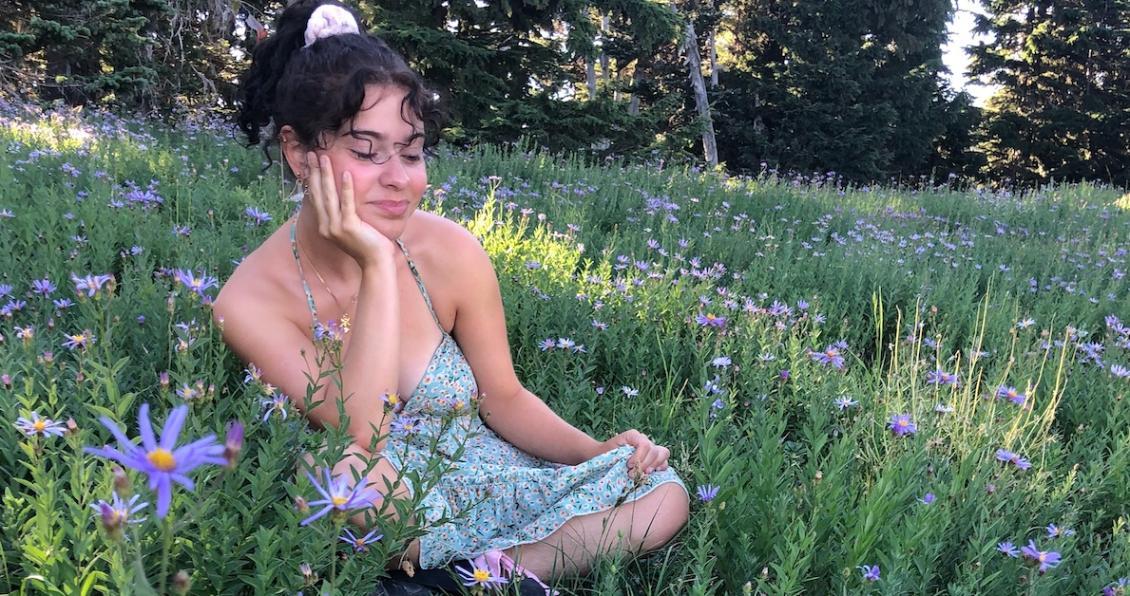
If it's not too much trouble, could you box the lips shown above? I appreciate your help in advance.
[373,201,408,216]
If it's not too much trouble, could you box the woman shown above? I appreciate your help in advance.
[214,1,688,591]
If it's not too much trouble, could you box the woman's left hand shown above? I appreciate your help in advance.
[600,429,670,480]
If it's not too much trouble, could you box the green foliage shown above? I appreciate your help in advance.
[1,91,1128,594]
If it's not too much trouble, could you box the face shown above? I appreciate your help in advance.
[285,84,428,240]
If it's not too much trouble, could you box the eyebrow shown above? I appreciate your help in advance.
[347,130,424,145]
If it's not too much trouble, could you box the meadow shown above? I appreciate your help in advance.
[1,98,1128,595]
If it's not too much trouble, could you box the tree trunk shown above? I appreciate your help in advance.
[684,19,718,166]
[628,55,648,115]
[585,56,597,99]
[708,28,720,88]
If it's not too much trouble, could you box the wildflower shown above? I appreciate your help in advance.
[171,570,191,595]
[810,341,848,370]
[711,398,724,411]
[538,338,556,351]
[62,329,95,351]
[888,413,917,437]
[382,392,404,414]
[711,356,732,368]
[997,541,1019,557]
[995,385,1026,406]
[84,403,226,517]
[925,369,960,387]
[696,484,719,502]
[620,386,639,398]
[176,380,209,402]
[261,393,289,422]
[1020,540,1061,574]
[300,469,381,526]
[71,272,114,298]
[244,206,272,225]
[15,325,34,344]
[299,562,317,586]
[858,564,880,581]
[91,491,148,533]
[919,492,936,505]
[933,403,954,414]
[340,527,383,553]
[390,416,419,436]
[1045,524,1074,539]
[1017,318,1036,329]
[455,554,510,590]
[995,449,1032,471]
[15,411,67,438]
[695,313,726,328]
[1112,364,1130,379]
[173,269,218,299]
[223,421,243,468]
[834,396,858,410]
[31,278,56,296]
[1103,578,1128,596]
[778,369,790,381]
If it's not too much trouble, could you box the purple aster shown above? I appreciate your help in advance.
[300,469,381,526]
[1045,523,1074,538]
[31,278,56,296]
[1111,364,1130,379]
[223,421,243,468]
[173,269,218,299]
[858,564,880,581]
[995,385,1026,406]
[244,206,273,225]
[995,449,1032,471]
[84,403,226,518]
[919,492,936,505]
[925,369,960,387]
[70,272,114,298]
[91,491,148,528]
[15,411,67,438]
[53,298,74,310]
[810,341,848,370]
[62,330,95,351]
[888,413,917,437]
[1020,540,1061,574]
[339,527,382,553]
[538,338,557,351]
[695,313,727,328]
[390,415,420,436]
[834,396,859,410]
[711,356,732,368]
[261,393,289,422]
[455,554,510,589]
[1103,578,1128,596]
[997,541,1019,557]
[696,484,719,502]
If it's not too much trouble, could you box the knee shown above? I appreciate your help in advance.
[637,483,690,552]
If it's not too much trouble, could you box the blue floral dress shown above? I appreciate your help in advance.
[289,221,687,569]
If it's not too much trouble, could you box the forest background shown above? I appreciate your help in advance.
[1,0,1127,188]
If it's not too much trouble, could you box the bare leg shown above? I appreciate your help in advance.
[500,482,690,580]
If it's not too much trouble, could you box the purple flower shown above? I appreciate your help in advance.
[70,272,114,298]
[1045,523,1074,539]
[925,369,960,387]
[810,341,848,370]
[300,469,381,526]
[244,206,273,225]
[834,396,859,410]
[339,528,382,553]
[390,415,420,436]
[31,278,56,296]
[995,449,1032,471]
[696,484,719,502]
[91,491,148,528]
[888,413,917,437]
[919,492,936,505]
[1112,364,1130,379]
[538,338,556,351]
[695,313,727,328]
[455,554,510,589]
[997,541,1019,557]
[173,269,218,299]
[858,564,880,581]
[995,385,1026,406]
[1103,578,1128,596]
[261,393,289,422]
[15,411,67,438]
[1020,540,1061,574]
[223,421,243,468]
[84,404,226,517]
[62,330,95,351]
[711,356,732,368]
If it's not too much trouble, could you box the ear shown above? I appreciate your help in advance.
[278,125,308,179]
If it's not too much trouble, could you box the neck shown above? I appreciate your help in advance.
[293,208,364,288]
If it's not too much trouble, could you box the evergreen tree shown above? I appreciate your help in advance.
[969,0,1129,185]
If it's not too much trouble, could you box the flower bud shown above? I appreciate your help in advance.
[223,421,244,469]
[65,417,78,436]
[112,465,131,497]
[98,502,124,542]
[159,371,170,390]
[171,570,191,595]
[299,562,317,587]
[295,496,309,514]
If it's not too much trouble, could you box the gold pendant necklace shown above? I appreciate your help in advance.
[297,240,358,313]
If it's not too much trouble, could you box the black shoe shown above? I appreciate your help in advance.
[370,565,553,596]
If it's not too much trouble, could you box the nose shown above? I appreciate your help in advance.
[378,156,409,190]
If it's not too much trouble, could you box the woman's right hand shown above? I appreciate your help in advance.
[305,151,399,269]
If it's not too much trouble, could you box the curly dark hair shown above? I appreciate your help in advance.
[236,0,443,176]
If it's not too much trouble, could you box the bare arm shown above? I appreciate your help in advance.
[213,255,400,452]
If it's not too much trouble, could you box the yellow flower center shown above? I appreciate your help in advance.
[387,393,400,405]
[473,569,490,582]
[705,314,717,320]
[331,495,349,507]
[33,419,46,432]
[146,448,177,471]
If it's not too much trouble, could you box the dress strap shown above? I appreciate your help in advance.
[395,237,445,333]
[289,220,320,328]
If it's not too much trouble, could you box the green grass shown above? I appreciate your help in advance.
[1,102,1128,595]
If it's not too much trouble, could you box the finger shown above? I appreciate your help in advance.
[306,152,330,236]
[339,170,358,225]
[319,154,341,233]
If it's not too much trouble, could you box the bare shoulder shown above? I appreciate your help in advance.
[212,230,304,356]
[409,211,491,280]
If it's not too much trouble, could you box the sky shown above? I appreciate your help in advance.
[942,0,999,106]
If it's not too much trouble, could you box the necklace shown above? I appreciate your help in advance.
[295,233,358,313]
